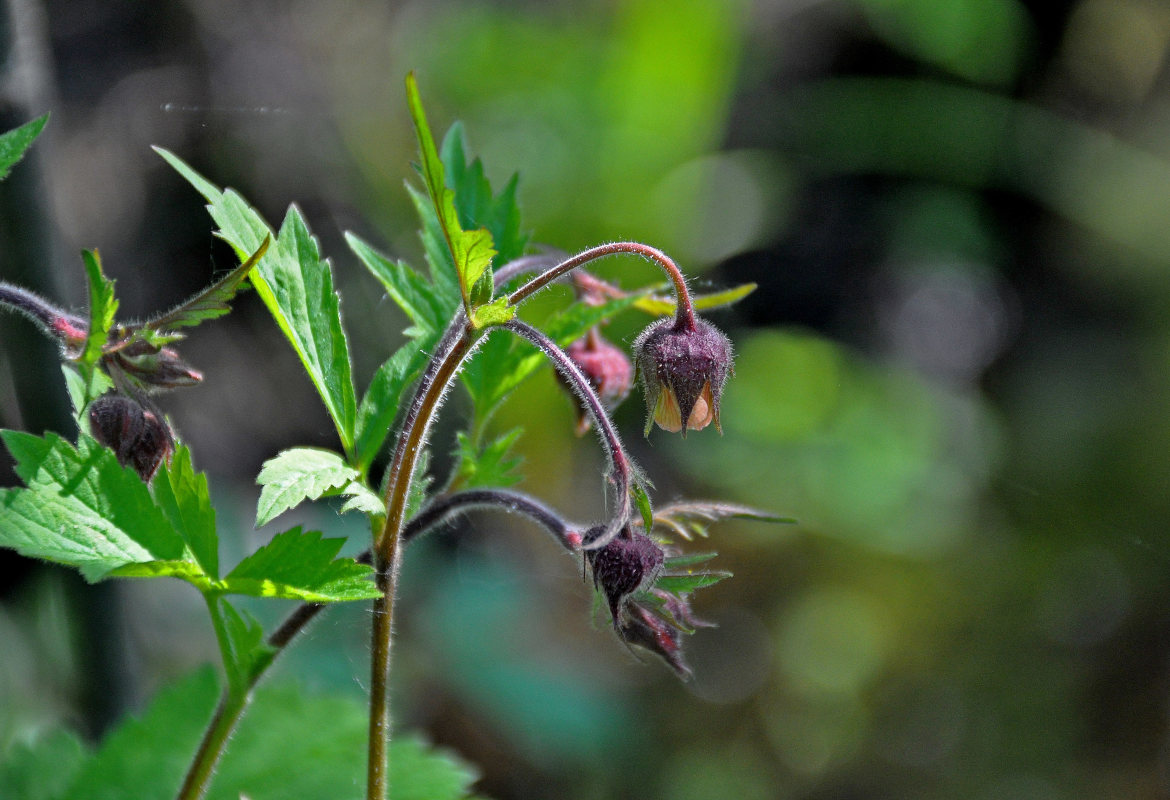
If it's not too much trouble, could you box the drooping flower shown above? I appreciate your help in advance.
[586,529,665,623]
[563,327,633,434]
[633,316,732,436]
[88,393,174,481]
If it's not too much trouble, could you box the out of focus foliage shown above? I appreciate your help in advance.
[3,1,1170,798]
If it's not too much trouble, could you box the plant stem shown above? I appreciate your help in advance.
[507,242,696,331]
[367,317,481,800]
[175,692,249,800]
[502,318,633,549]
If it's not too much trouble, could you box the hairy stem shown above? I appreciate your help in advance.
[503,318,633,549]
[367,317,481,800]
[175,693,248,800]
[507,242,696,331]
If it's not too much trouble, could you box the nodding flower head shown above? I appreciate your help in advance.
[111,341,203,391]
[563,328,633,434]
[633,316,732,436]
[586,528,665,623]
[88,393,174,481]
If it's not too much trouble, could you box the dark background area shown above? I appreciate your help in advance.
[4,0,1170,798]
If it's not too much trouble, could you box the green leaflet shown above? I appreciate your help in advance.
[452,428,524,490]
[0,114,47,181]
[154,148,357,456]
[354,338,433,473]
[254,447,359,527]
[347,232,452,337]
[405,72,498,323]
[224,527,379,602]
[634,281,758,316]
[214,597,275,692]
[654,571,731,595]
[78,250,117,368]
[152,445,218,578]
[0,431,184,581]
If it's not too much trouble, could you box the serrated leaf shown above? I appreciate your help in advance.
[262,206,357,453]
[137,236,270,341]
[354,338,433,473]
[216,597,276,692]
[223,526,379,602]
[154,149,357,455]
[405,182,463,307]
[0,114,47,181]
[0,728,86,800]
[0,431,186,581]
[441,121,528,266]
[339,480,385,518]
[452,428,523,490]
[255,447,359,527]
[654,571,731,594]
[634,282,758,316]
[151,445,218,577]
[78,250,117,368]
[347,232,453,337]
[405,72,497,317]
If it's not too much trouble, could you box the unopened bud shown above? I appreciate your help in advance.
[88,393,174,481]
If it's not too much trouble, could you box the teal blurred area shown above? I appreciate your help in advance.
[4,0,1170,798]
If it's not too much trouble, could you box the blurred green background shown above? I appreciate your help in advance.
[3,0,1170,797]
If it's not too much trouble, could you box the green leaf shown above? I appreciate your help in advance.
[61,667,220,800]
[652,500,794,540]
[346,232,453,337]
[63,363,113,421]
[215,597,276,692]
[663,551,718,570]
[0,431,186,581]
[0,728,86,800]
[223,526,379,602]
[632,482,654,533]
[469,296,515,328]
[452,428,523,490]
[634,281,758,316]
[405,72,498,319]
[151,445,218,578]
[255,447,360,527]
[208,684,480,800]
[137,236,270,343]
[654,571,731,594]
[354,339,432,473]
[41,667,480,800]
[0,114,47,181]
[339,480,385,518]
[78,250,117,368]
[405,182,464,307]
[440,121,528,266]
[405,449,433,521]
[154,148,357,455]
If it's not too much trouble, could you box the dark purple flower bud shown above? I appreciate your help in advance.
[563,328,633,435]
[111,342,203,390]
[586,529,665,623]
[88,393,174,481]
[633,316,732,436]
[620,601,692,678]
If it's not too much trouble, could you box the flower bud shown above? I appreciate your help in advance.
[633,316,732,436]
[620,602,691,678]
[563,328,633,434]
[88,393,174,481]
[586,529,665,622]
